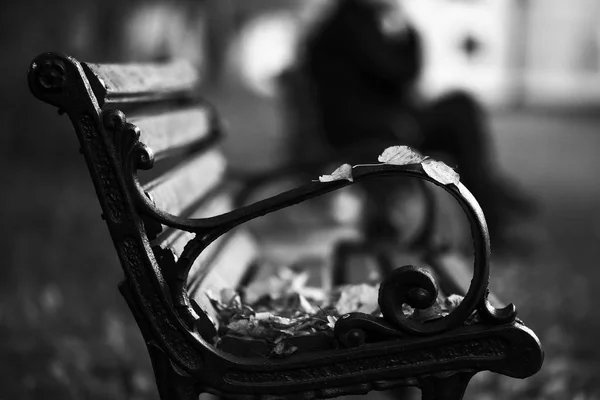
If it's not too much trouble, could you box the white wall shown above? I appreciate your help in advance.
[524,0,600,106]
[404,0,600,108]
[404,0,516,107]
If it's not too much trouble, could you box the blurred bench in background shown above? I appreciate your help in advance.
[28,52,543,400]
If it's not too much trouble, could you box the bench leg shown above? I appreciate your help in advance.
[419,372,475,400]
[151,347,202,400]
[119,281,202,400]
[388,386,421,400]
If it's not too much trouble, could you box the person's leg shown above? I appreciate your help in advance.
[416,91,537,248]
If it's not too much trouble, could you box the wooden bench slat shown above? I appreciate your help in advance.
[130,106,214,161]
[83,60,199,106]
[144,149,226,217]
[188,228,259,321]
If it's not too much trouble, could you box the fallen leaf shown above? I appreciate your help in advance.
[444,294,464,311]
[319,163,354,182]
[326,315,338,329]
[421,159,460,186]
[335,284,379,315]
[298,294,316,314]
[269,315,294,327]
[227,318,267,338]
[411,298,448,322]
[270,341,298,358]
[254,312,273,321]
[378,146,425,165]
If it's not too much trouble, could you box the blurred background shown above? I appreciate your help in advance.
[2,0,600,399]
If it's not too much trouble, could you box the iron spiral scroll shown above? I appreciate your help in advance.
[108,104,518,345]
[333,168,518,345]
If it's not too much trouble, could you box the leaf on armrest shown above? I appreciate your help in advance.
[421,159,460,186]
[319,163,354,182]
[378,145,426,165]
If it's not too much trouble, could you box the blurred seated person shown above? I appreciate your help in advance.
[280,0,536,251]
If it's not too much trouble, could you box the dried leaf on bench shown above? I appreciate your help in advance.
[226,318,270,338]
[410,294,468,323]
[421,159,460,186]
[298,294,316,314]
[210,265,480,359]
[270,341,298,358]
[378,146,426,165]
[334,283,380,315]
[244,267,314,304]
[445,294,464,311]
[411,298,449,322]
[326,315,338,329]
[319,163,354,182]
[211,268,341,350]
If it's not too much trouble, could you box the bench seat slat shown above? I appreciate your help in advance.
[130,106,214,160]
[188,228,259,321]
[144,149,226,217]
[83,61,199,106]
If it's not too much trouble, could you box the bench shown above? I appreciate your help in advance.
[28,52,543,400]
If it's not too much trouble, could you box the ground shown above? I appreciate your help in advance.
[1,110,599,399]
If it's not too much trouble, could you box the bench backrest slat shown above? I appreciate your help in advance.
[143,148,226,219]
[83,61,199,107]
[188,228,259,321]
[129,105,215,161]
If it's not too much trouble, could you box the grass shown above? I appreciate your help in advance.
[1,162,157,400]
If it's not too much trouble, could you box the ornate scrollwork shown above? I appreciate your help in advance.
[481,295,518,324]
[29,53,206,375]
[102,109,155,171]
[334,313,407,348]
[330,164,517,342]
[132,142,155,171]
[379,266,439,312]
[92,74,516,347]
[117,147,517,342]
[34,58,66,92]
[28,53,84,111]
[378,266,440,335]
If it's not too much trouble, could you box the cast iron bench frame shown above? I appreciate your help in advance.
[28,52,543,400]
